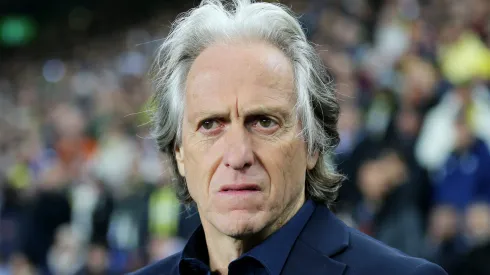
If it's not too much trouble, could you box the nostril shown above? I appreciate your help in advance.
[224,161,252,170]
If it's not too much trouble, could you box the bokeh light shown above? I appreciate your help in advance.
[42,59,66,83]
[0,16,36,46]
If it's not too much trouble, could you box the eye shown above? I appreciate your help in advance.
[198,119,223,134]
[250,116,279,134]
[257,117,276,128]
[202,120,218,130]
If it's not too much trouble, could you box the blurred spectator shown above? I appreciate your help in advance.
[0,177,23,259]
[75,243,115,275]
[46,225,84,275]
[416,82,490,171]
[20,162,72,271]
[427,205,465,274]
[105,159,152,273]
[438,26,490,85]
[352,146,426,257]
[147,237,185,264]
[430,111,490,212]
[427,111,490,273]
[148,184,179,239]
[91,122,139,193]
[7,253,39,275]
[457,203,490,275]
[90,180,115,247]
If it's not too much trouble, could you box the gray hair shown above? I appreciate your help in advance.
[150,0,343,207]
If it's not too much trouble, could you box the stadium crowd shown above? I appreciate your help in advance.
[1,0,489,274]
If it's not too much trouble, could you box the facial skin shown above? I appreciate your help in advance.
[175,41,318,252]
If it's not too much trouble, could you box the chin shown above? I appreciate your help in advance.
[212,210,269,239]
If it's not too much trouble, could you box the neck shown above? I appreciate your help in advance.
[204,233,256,275]
[201,197,305,274]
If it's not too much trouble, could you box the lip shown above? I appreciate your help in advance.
[219,183,261,192]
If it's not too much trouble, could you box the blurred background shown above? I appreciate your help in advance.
[0,0,489,274]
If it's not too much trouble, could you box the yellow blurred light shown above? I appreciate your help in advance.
[439,32,490,84]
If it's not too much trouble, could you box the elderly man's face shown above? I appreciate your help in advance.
[176,41,318,238]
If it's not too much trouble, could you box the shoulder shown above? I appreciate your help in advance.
[341,228,447,275]
[296,205,447,275]
[128,253,181,275]
[409,262,449,275]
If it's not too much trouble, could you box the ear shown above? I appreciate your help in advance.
[175,145,185,177]
[306,151,319,170]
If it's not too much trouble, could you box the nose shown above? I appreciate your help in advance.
[222,126,254,170]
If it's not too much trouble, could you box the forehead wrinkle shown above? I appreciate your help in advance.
[236,85,296,116]
[263,91,295,105]
[235,96,239,118]
[186,42,296,123]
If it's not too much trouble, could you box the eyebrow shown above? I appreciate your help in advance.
[188,110,228,122]
[188,105,294,124]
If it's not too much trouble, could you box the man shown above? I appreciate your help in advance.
[132,0,448,274]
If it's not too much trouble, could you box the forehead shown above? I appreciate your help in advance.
[185,41,296,113]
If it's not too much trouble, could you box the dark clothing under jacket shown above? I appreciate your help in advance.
[130,200,448,275]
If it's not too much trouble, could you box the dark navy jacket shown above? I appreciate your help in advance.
[130,201,447,275]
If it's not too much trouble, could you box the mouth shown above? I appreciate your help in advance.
[219,183,261,193]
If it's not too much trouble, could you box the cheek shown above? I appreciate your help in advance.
[182,137,224,195]
[180,139,204,198]
[283,142,308,189]
[259,138,308,197]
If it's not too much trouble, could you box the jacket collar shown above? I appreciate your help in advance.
[171,203,350,275]
[178,200,316,274]
[281,204,350,275]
